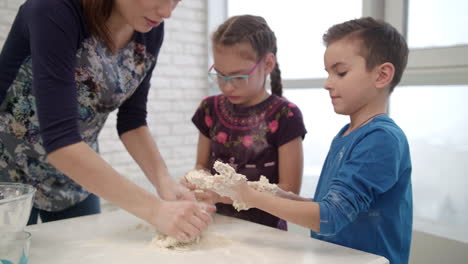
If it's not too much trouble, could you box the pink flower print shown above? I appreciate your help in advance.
[268,120,279,133]
[217,132,228,144]
[205,116,213,128]
[288,111,294,117]
[134,43,146,53]
[288,103,297,108]
[242,135,254,147]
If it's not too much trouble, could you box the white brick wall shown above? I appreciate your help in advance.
[0,0,209,192]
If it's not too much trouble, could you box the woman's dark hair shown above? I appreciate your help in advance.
[212,15,283,97]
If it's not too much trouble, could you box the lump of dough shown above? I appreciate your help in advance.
[185,161,279,211]
[149,232,201,251]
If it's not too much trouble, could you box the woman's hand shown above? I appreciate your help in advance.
[151,200,216,241]
[157,176,196,201]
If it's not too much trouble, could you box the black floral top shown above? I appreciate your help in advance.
[192,94,307,228]
[0,0,163,211]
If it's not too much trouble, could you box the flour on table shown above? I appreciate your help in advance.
[132,224,201,250]
[149,232,201,251]
[132,223,232,251]
[185,161,279,211]
[148,231,233,252]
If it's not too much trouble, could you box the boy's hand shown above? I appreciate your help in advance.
[227,180,251,204]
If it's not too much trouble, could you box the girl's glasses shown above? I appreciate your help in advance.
[208,58,263,89]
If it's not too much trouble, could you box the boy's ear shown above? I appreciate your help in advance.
[375,62,395,90]
[263,52,276,75]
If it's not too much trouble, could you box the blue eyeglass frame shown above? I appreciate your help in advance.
[207,57,264,87]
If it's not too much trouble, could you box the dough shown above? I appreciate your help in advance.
[133,224,201,251]
[149,232,201,251]
[185,161,278,211]
[145,161,279,251]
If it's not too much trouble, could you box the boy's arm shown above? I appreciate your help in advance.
[275,187,312,201]
[317,129,405,236]
[240,185,320,231]
[277,137,303,194]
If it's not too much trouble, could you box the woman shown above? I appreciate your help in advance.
[0,0,213,241]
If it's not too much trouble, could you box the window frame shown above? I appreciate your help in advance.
[209,0,468,89]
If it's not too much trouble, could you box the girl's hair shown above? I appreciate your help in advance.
[81,0,115,51]
[212,15,283,97]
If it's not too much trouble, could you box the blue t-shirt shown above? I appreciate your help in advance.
[311,115,412,264]
[0,0,163,211]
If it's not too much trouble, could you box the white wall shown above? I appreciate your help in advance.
[0,0,209,193]
[0,0,22,47]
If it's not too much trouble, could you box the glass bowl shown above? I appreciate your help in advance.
[0,183,36,232]
[0,231,31,264]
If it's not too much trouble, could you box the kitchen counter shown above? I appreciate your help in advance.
[26,210,388,264]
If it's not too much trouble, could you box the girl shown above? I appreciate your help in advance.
[0,0,213,242]
[189,15,307,230]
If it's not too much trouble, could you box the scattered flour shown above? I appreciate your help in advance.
[134,222,233,252]
[149,232,201,251]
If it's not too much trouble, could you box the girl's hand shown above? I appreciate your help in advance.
[179,174,197,190]
[151,200,216,241]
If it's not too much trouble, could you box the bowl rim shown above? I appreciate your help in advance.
[0,182,36,205]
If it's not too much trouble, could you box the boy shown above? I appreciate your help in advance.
[227,17,412,264]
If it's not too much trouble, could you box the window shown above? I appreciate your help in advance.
[228,0,362,79]
[209,0,468,242]
[408,0,468,48]
[390,85,468,242]
[282,88,348,198]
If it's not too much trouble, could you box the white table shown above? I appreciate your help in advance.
[26,210,388,264]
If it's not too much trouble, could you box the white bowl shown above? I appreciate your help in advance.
[0,183,36,232]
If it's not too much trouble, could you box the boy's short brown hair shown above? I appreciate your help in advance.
[323,17,408,93]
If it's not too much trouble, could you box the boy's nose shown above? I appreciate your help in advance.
[324,78,333,90]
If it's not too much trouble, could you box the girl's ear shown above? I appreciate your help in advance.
[375,62,395,90]
[263,52,276,75]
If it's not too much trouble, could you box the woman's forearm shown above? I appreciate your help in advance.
[119,126,172,187]
[47,141,160,224]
